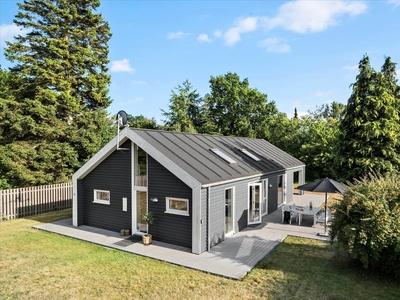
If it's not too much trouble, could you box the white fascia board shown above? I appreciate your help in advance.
[125,130,200,189]
[201,173,263,188]
[72,128,129,227]
[191,185,202,254]
[73,130,129,180]
[285,165,306,171]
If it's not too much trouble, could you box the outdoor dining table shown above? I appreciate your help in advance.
[296,206,321,227]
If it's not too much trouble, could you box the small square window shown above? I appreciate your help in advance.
[93,189,110,205]
[165,197,189,216]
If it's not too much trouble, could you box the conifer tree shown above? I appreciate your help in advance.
[0,0,113,187]
[161,79,203,133]
[335,55,400,180]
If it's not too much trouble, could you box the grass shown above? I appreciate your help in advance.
[1,209,399,300]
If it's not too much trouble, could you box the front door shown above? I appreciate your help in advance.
[133,190,148,234]
[248,183,262,224]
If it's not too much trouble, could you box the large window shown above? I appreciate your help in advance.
[165,197,189,216]
[135,146,147,187]
[93,189,110,205]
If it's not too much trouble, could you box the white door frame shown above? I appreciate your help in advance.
[224,187,235,238]
[248,182,262,225]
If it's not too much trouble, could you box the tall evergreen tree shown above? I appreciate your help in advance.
[0,0,113,187]
[161,79,203,133]
[335,55,400,181]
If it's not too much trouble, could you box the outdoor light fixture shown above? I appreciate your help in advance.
[150,198,158,203]
[269,184,273,188]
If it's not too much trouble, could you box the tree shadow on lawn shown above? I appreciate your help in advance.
[250,237,400,300]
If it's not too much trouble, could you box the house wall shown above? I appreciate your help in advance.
[266,172,285,213]
[201,172,286,250]
[79,140,132,232]
[148,156,192,249]
[201,187,208,253]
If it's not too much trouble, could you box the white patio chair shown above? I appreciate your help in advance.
[315,209,332,224]
[282,205,298,225]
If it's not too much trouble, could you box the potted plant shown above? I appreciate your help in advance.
[141,212,155,245]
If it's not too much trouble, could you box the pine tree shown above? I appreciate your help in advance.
[335,55,400,180]
[0,0,113,187]
[161,79,203,133]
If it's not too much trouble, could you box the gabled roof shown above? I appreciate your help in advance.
[130,128,304,185]
[73,128,304,187]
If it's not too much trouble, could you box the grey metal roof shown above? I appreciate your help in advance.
[131,128,305,185]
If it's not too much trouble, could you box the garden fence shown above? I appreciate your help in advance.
[0,182,72,221]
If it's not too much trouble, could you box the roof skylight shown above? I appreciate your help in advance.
[240,149,261,161]
[210,148,236,164]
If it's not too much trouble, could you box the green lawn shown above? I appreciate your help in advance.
[0,209,398,300]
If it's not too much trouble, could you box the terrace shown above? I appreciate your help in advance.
[35,194,328,279]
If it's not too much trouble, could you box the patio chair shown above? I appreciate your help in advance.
[282,205,298,225]
[315,209,332,224]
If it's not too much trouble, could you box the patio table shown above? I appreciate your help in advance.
[297,207,321,226]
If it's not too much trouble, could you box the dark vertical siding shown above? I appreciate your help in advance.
[264,171,285,214]
[77,179,84,226]
[81,140,132,232]
[148,156,192,248]
[201,187,208,253]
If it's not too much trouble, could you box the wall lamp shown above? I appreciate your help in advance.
[150,198,158,203]
[269,184,273,188]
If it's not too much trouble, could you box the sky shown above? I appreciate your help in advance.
[1,0,400,123]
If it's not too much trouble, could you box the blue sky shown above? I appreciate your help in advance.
[1,0,400,123]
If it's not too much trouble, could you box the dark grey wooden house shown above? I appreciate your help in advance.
[72,128,305,254]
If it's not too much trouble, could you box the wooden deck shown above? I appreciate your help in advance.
[34,194,329,280]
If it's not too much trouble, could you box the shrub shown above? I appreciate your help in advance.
[330,172,400,278]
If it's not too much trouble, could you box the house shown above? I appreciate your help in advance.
[72,128,305,254]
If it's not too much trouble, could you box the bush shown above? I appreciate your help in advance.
[330,172,400,278]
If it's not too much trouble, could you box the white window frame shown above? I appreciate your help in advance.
[93,189,110,205]
[165,197,189,216]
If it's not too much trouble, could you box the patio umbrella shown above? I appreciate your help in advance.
[297,178,346,236]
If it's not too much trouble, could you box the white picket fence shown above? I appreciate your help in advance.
[0,182,72,221]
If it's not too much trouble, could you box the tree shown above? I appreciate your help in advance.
[127,114,158,129]
[335,55,400,181]
[161,79,203,133]
[204,72,278,137]
[0,0,113,187]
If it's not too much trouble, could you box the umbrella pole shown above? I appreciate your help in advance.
[324,192,327,235]
[318,192,329,237]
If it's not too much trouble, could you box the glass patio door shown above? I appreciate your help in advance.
[135,190,147,233]
[225,188,234,236]
[248,183,262,224]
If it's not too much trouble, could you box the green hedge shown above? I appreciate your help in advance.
[330,172,400,278]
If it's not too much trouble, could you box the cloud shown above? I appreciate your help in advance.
[262,0,367,33]
[0,24,28,45]
[198,33,212,43]
[342,65,358,71]
[110,59,135,73]
[258,37,290,53]
[223,16,259,46]
[311,90,333,97]
[213,30,223,38]
[388,0,400,8]
[131,80,147,85]
[167,31,191,39]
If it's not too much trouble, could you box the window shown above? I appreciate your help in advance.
[93,189,110,205]
[240,149,261,161]
[210,148,236,164]
[165,197,189,216]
